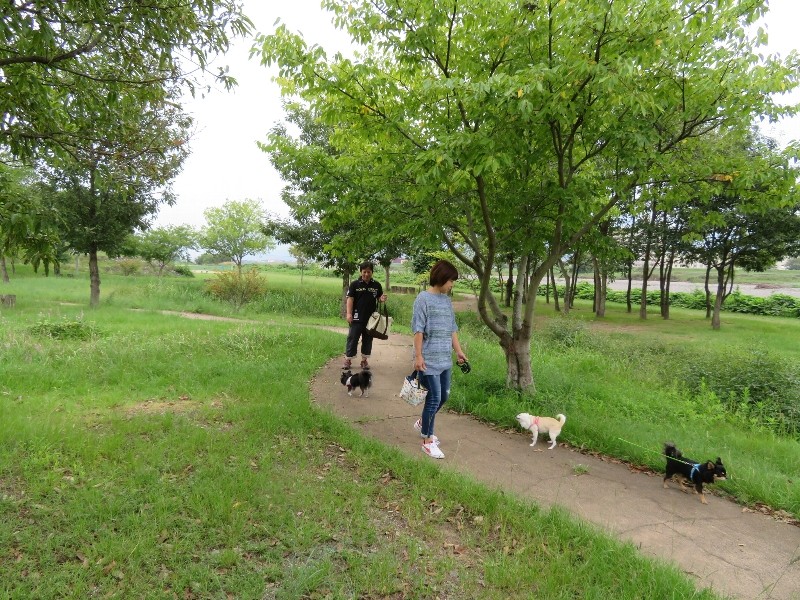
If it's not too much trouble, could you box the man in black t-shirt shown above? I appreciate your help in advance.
[343,261,387,370]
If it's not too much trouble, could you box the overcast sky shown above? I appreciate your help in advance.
[154,0,800,230]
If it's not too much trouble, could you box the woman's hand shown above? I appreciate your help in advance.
[414,357,426,372]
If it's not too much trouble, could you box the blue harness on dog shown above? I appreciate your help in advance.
[690,464,701,480]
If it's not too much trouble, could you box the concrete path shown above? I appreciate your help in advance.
[311,332,800,600]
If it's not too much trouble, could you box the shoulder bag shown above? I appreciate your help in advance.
[366,300,392,340]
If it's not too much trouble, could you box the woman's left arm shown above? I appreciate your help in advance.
[452,332,467,363]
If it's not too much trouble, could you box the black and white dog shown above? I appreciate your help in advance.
[663,442,727,504]
[340,370,372,397]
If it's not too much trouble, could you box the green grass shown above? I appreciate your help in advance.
[661,266,800,287]
[450,299,800,518]
[0,266,727,599]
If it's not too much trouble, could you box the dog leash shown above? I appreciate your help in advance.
[617,437,699,468]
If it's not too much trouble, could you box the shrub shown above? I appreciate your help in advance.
[544,282,800,319]
[110,258,142,276]
[171,265,195,278]
[29,316,99,340]
[205,268,268,311]
[540,315,589,348]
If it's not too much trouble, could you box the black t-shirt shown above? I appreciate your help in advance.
[346,278,383,322]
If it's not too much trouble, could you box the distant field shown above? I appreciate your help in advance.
[623,266,800,288]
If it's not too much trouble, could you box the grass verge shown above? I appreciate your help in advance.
[0,276,724,599]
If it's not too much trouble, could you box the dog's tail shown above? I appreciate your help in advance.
[556,414,566,425]
[664,442,680,458]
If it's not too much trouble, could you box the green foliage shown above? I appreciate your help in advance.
[204,268,268,311]
[29,316,99,340]
[195,252,232,265]
[128,225,197,274]
[200,199,275,272]
[260,0,798,391]
[539,282,800,319]
[111,258,142,276]
[540,316,590,349]
[171,265,194,278]
[1,1,251,159]
[253,287,341,318]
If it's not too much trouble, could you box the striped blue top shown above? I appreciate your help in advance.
[411,291,458,375]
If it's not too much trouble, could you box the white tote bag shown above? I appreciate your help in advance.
[399,373,428,406]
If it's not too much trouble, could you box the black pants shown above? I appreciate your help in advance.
[345,321,373,358]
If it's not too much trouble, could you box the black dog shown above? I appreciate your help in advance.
[663,442,727,504]
[340,370,372,397]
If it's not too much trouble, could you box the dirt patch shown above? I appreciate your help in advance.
[122,396,224,418]
[0,476,26,503]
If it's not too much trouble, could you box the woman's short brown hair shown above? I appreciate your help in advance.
[429,260,459,287]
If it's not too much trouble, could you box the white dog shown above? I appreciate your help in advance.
[515,413,566,449]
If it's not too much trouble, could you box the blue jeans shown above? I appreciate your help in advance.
[419,369,452,438]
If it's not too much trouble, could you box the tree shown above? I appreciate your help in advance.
[0,161,65,280]
[0,1,251,160]
[683,132,800,329]
[260,0,798,390]
[289,245,312,283]
[50,92,191,306]
[264,103,415,312]
[200,199,275,273]
[128,225,198,275]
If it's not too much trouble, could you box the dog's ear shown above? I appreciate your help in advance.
[715,457,723,464]
[705,461,715,470]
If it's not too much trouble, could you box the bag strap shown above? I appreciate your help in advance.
[374,300,389,334]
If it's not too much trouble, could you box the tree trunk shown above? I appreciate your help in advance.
[340,271,354,319]
[569,253,580,309]
[544,269,550,304]
[639,258,650,320]
[89,248,101,307]
[550,265,560,312]
[711,261,734,330]
[501,334,534,392]
[704,263,713,318]
[625,260,633,313]
[711,286,724,330]
[1,255,9,283]
[639,201,659,319]
[660,248,675,319]
[384,263,390,292]
[505,258,514,308]
[594,257,607,317]
[1,294,16,307]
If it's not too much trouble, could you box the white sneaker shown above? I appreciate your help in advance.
[422,440,444,459]
[413,419,438,442]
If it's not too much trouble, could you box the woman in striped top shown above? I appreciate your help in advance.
[411,260,468,459]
